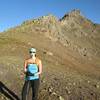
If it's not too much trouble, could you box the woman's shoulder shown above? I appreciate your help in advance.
[36,57,41,61]
[36,57,41,63]
[24,57,30,62]
[24,57,41,64]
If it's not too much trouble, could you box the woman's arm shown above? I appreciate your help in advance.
[36,60,42,75]
[20,60,27,79]
[24,60,27,73]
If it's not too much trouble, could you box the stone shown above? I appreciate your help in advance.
[59,96,64,100]
[52,92,57,95]
[87,80,90,83]
[73,82,76,86]
[96,84,99,89]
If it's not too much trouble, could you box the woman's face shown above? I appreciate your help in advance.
[30,52,36,57]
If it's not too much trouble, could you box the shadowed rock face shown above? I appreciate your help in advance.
[0,9,100,100]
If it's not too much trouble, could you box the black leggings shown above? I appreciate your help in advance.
[22,79,40,100]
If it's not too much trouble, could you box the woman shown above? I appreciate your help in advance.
[22,48,42,100]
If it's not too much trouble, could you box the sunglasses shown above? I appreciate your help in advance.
[29,51,36,53]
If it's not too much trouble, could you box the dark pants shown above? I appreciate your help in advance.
[22,79,40,100]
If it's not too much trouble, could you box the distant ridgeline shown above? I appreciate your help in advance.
[2,9,100,58]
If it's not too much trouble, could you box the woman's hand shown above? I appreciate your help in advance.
[24,68,27,73]
[20,72,25,79]
[34,73,39,76]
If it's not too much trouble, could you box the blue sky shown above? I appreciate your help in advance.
[0,0,100,32]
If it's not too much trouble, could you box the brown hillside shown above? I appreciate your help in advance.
[0,9,100,100]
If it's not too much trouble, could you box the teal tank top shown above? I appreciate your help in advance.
[25,64,39,80]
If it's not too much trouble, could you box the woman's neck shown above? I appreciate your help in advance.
[31,56,36,59]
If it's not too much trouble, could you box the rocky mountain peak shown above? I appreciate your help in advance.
[69,9,81,16]
[38,14,58,24]
[21,14,58,26]
[41,14,57,20]
[60,9,82,21]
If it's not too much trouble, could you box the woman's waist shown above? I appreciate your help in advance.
[26,71,37,76]
[25,74,39,80]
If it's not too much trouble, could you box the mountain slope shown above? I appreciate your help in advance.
[0,9,100,100]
